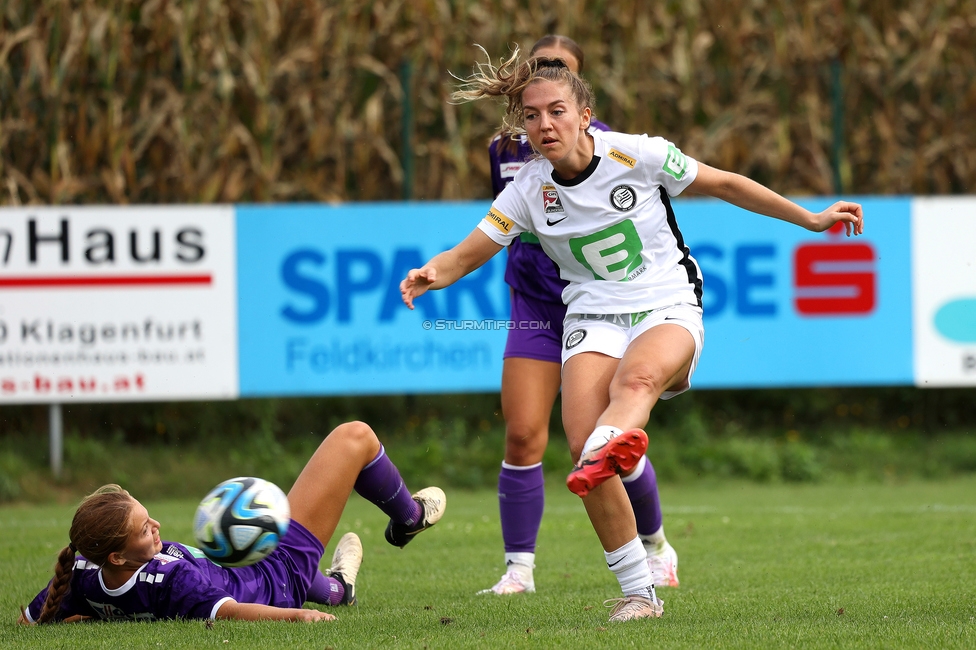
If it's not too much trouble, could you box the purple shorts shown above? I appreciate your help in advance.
[503,289,567,364]
[234,519,324,607]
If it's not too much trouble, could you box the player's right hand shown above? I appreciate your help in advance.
[293,608,336,622]
[400,267,437,309]
[812,200,864,236]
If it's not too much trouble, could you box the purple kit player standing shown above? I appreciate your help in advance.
[480,35,680,596]
[19,421,446,624]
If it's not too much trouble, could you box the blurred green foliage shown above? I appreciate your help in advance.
[1,388,975,503]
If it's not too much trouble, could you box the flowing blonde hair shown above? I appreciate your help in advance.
[453,45,596,136]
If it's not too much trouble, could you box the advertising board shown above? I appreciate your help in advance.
[0,206,238,403]
[912,197,976,387]
[683,196,913,388]
[0,196,937,401]
[236,203,510,396]
[237,197,914,395]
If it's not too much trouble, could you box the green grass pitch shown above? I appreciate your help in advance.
[2,477,975,649]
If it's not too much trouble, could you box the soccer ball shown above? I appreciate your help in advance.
[193,477,290,567]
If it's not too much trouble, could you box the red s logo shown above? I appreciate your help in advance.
[794,223,876,316]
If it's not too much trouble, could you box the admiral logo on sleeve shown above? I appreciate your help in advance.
[484,207,513,234]
[607,148,637,168]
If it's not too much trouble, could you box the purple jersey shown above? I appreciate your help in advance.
[25,520,324,622]
[489,119,610,303]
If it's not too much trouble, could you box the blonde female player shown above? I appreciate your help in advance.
[19,421,446,624]
[482,34,679,597]
[402,53,863,622]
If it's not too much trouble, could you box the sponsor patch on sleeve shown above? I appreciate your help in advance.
[607,148,637,168]
[663,144,689,180]
[484,207,513,234]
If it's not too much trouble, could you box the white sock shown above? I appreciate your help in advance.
[639,525,667,553]
[582,425,623,456]
[620,455,647,483]
[605,536,652,596]
[501,461,542,471]
[504,552,535,580]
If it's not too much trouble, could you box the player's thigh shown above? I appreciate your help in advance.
[501,357,561,461]
[561,351,619,461]
[612,323,697,399]
[288,422,380,545]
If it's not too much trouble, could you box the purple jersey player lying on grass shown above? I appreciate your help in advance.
[19,421,446,624]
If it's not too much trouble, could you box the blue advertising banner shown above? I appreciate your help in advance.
[237,196,913,396]
[237,203,509,396]
[680,196,912,387]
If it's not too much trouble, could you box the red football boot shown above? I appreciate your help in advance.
[566,428,649,497]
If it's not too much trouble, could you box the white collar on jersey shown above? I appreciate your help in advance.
[98,562,150,596]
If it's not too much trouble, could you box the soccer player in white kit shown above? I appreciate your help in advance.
[401,51,863,622]
[480,35,680,600]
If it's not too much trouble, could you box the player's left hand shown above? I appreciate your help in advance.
[62,615,93,624]
[813,200,864,236]
[15,607,90,625]
[400,267,437,309]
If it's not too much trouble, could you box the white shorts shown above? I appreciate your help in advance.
[561,303,704,400]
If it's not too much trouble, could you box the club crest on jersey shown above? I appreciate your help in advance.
[565,329,587,349]
[541,184,565,214]
[609,185,637,212]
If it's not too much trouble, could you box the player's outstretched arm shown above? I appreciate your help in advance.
[400,229,503,309]
[216,600,335,622]
[17,615,90,625]
[688,163,864,236]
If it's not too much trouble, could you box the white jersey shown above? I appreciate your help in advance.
[477,130,703,314]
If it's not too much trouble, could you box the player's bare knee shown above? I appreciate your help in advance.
[505,423,546,452]
[505,427,547,465]
[611,369,666,400]
[329,420,379,452]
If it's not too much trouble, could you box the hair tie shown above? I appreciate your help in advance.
[535,57,568,70]
[68,543,77,553]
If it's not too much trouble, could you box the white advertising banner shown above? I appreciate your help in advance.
[0,206,238,403]
[912,197,976,387]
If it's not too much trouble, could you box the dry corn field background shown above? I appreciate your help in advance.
[1,0,974,206]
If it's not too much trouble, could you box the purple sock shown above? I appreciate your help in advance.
[354,445,421,526]
[498,463,544,553]
[623,456,663,536]
[306,572,345,606]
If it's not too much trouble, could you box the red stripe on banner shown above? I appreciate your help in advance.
[0,275,213,287]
